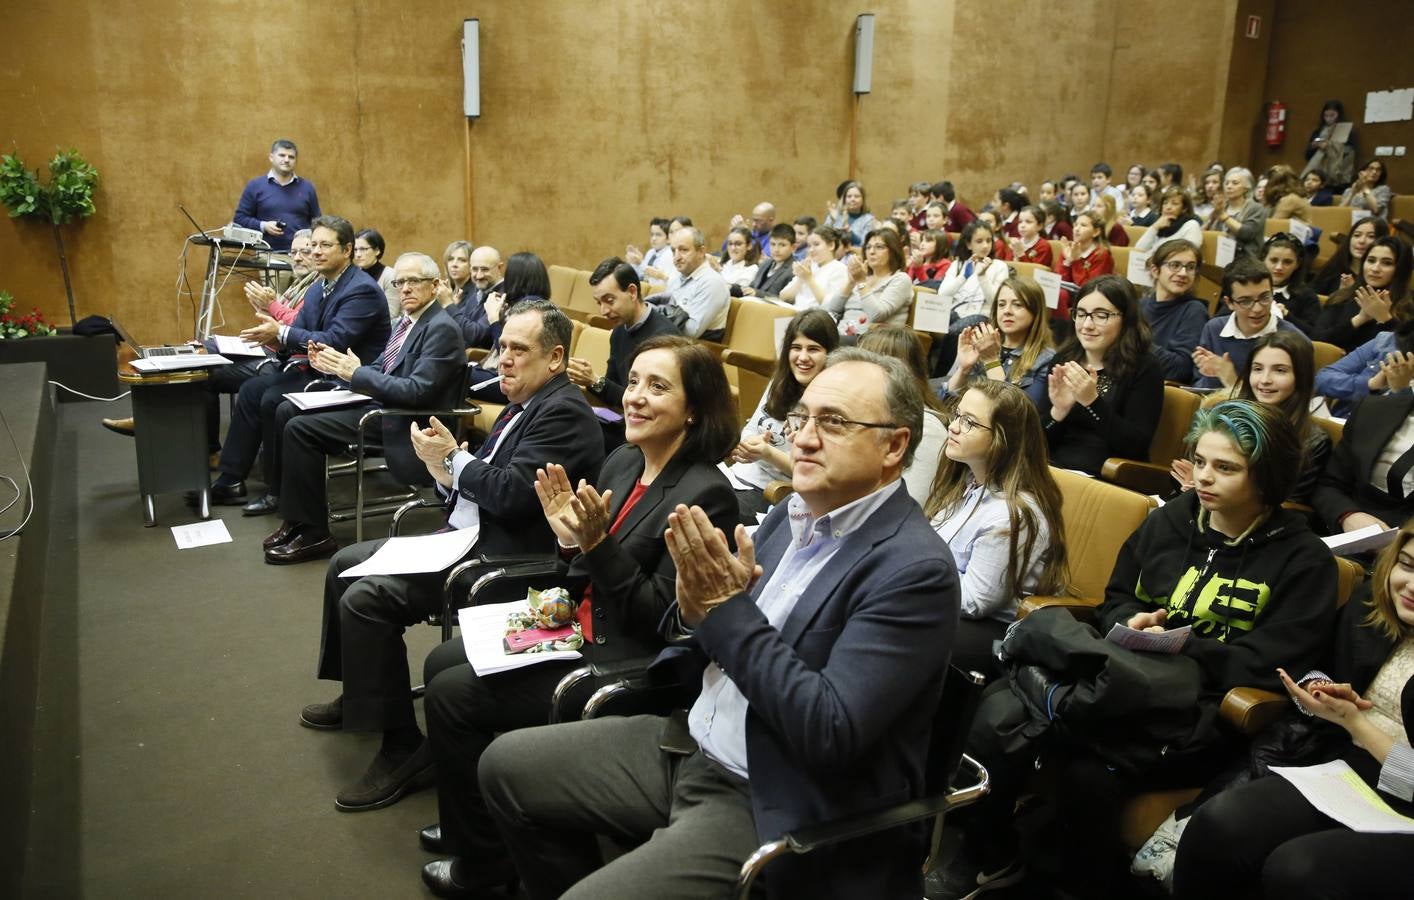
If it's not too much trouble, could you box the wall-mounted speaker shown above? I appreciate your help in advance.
[853,14,875,95]
[462,18,480,118]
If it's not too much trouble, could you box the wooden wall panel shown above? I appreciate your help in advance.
[3,0,1262,343]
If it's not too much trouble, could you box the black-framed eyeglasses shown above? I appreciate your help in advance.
[943,412,993,435]
[784,411,898,438]
[1161,261,1199,275]
[1072,308,1122,324]
[1231,294,1274,310]
[390,277,437,289]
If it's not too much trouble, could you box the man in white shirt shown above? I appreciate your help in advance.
[477,349,960,899]
[647,228,730,341]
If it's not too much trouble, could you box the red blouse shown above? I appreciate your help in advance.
[575,480,651,642]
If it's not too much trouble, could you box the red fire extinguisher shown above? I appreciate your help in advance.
[1266,101,1286,147]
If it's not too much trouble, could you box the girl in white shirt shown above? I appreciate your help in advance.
[858,325,948,507]
[718,226,760,289]
[779,226,851,311]
[926,378,1069,677]
[938,221,1006,330]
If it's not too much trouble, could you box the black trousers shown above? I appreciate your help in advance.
[317,539,445,731]
[422,639,576,858]
[204,354,271,452]
[1174,773,1414,899]
[950,617,1008,682]
[277,403,376,528]
[216,367,309,482]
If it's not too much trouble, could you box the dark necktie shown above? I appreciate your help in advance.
[1386,438,1414,501]
[446,403,524,515]
[378,316,412,372]
[476,403,524,460]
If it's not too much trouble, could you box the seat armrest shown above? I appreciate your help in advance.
[587,314,615,330]
[721,350,775,377]
[390,497,443,536]
[466,348,489,364]
[763,480,794,505]
[733,755,990,899]
[1100,458,1172,496]
[303,377,338,391]
[1220,687,1286,734]
[1018,594,1102,621]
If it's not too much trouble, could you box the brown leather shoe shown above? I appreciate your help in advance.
[102,416,135,436]
[263,521,300,550]
[264,531,337,565]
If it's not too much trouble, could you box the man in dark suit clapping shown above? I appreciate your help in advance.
[258,251,469,562]
[300,298,604,814]
[206,214,390,505]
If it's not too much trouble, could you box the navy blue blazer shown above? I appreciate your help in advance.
[661,482,960,898]
[285,265,391,365]
[347,302,468,484]
[454,373,605,557]
[447,284,494,350]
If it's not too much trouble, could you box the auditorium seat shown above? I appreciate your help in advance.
[571,326,612,404]
[1109,246,1130,281]
[1020,468,1157,615]
[563,269,598,322]
[1263,217,1292,237]
[1304,206,1359,266]
[1099,385,1201,496]
[1311,340,1345,371]
[1122,225,1146,245]
[721,349,775,428]
[547,264,578,309]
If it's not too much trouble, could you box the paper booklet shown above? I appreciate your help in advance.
[284,389,373,411]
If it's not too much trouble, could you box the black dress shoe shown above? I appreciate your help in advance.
[300,695,343,730]
[421,857,517,899]
[420,824,450,855]
[242,493,279,516]
[264,532,337,565]
[207,481,248,505]
[263,521,300,550]
[335,742,434,812]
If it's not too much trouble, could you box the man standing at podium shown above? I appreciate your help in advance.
[233,139,321,253]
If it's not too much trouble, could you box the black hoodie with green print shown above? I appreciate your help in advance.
[1096,492,1338,697]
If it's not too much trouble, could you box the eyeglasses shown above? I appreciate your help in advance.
[1231,294,1274,310]
[1162,261,1199,275]
[390,277,437,289]
[784,411,898,438]
[944,412,992,435]
[309,240,339,251]
[289,247,311,256]
[1072,309,1121,324]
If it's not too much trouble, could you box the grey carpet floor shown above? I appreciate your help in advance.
[23,398,447,898]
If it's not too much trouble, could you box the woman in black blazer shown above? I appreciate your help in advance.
[1174,519,1414,899]
[417,336,740,896]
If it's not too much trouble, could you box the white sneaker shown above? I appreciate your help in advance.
[1130,810,1189,893]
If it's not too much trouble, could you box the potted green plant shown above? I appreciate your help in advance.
[0,149,100,327]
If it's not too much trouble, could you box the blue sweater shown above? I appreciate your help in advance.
[1193,316,1308,389]
[233,175,321,251]
[1141,295,1210,382]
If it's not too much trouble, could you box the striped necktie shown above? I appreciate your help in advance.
[377,316,412,372]
[476,403,524,460]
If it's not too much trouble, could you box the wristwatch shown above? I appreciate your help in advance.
[590,375,608,395]
[442,447,460,476]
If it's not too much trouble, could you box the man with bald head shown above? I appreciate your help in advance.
[447,245,503,350]
[724,202,776,256]
[477,348,960,900]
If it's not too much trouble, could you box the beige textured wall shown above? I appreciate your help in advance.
[3,0,1257,344]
